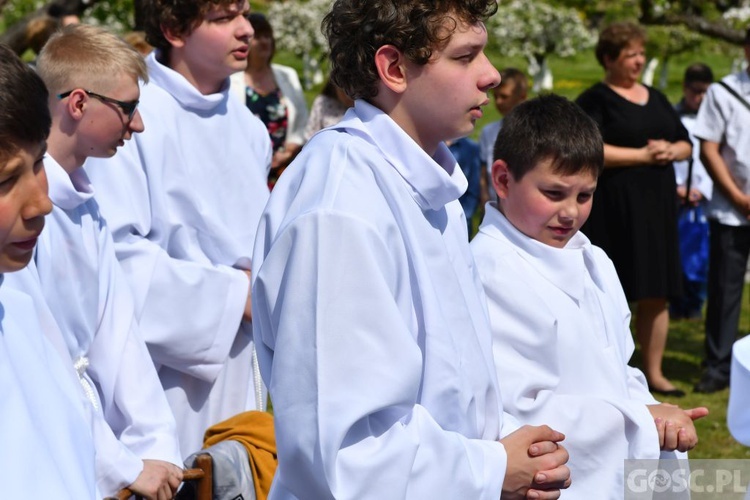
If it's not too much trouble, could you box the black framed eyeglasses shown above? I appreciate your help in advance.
[57,89,139,121]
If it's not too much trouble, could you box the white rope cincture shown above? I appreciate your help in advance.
[252,344,264,412]
[73,355,99,411]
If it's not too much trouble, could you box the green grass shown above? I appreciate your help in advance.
[639,296,750,459]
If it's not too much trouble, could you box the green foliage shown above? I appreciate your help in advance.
[551,0,640,24]
[0,0,44,27]
[84,0,134,32]
[645,25,705,60]
[0,0,135,33]
[640,302,750,459]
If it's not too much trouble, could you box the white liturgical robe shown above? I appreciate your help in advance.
[729,336,750,446]
[0,274,97,499]
[85,51,272,457]
[33,155,182,494]
[253,100,511,500]
[472,204,668,498]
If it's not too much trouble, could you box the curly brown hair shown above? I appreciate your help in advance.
[594,21,646,68]
[143,0,245,54]
[323,0,497,101]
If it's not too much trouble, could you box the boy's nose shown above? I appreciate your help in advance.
[239,14,254,39]
[128,109,145,133]
[24,171,53,220]
[479,53,500,91]
[559,203,578,222]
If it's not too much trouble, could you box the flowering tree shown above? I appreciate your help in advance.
[642,25,703,89]
[268,0,332,89]
[723,6,750,72]
[487,1,595,92]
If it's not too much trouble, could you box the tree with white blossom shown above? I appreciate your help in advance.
[487,1,595,92]
[267,0,332,89]
[723,5,750,73]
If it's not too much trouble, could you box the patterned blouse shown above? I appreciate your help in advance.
[245,86,289,152]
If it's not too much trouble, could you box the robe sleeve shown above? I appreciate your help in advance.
[84,221,182,493]
[85,138,249,383]
[476,249,661,475]
[253,210,507,500]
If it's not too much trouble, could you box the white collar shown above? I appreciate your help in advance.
[45,155,94,210]
[332,100,468,211]
[147,51,231,112]
[478,203,606,301]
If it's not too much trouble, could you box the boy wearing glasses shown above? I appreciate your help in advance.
[85,0,272,459]
[29,24,184,498]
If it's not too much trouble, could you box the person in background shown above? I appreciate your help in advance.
[691,28,750,394]
[478,67,528,205]
[123,31,154,56]
[303,77,354,141]
[447,135,483,233]
[230,12,308,188]
[671,63,714,322]
[576,21,691,398]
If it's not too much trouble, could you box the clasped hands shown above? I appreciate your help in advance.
[500,425,571,499]
[645,139,679,165]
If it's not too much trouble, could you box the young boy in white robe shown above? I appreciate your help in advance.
[29,24,185,498]
[251,1,573,498]
[84,0,272,458]
[0,43,98,499]
[471,94,709,497]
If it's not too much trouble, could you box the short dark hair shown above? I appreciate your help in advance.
[247,12,275,61]
[494,93,603,180]
[144,0,244,54]
[595,21,646,68]
[683,63,713,85]
[744,27,750,45]
[0,44,50,162]
[323,0,497,101]
[498,67,528,96]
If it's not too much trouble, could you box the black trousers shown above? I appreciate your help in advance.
[704,221,750,381]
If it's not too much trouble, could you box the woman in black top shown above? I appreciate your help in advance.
[576,22,691,397]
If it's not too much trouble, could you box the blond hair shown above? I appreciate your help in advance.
[36,23,148,96]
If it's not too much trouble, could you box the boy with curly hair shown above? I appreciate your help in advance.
[252,1,571,498]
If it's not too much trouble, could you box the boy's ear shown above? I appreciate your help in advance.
[374,45,408,94]
[161,25,186,49]
[491,159,511,200]
[63,89,88,121]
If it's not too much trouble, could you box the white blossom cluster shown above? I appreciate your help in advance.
[723,6,750,29]
[267,0,333,58]
[487,1,594,60]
